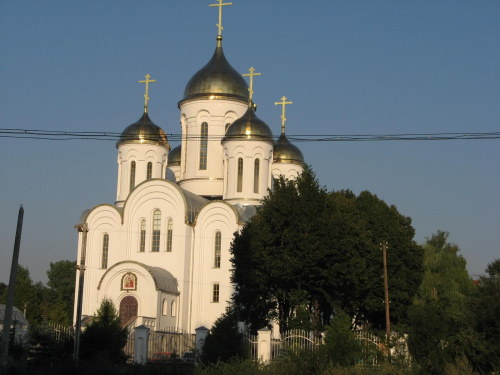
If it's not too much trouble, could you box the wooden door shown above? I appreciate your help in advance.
[120,295,138,326]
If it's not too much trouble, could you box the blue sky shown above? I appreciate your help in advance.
[1,1,499,284]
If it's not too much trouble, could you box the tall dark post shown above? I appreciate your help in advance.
[382,241,391,340]
[1,205,24,366]
[73,222,88,363]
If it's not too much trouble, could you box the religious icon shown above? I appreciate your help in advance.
[122,273,137,291]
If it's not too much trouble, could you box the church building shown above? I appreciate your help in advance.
[73,2,304,334]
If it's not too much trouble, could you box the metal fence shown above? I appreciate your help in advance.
[271,329,323,360]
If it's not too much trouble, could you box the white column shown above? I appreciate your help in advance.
[134,324,150,364]
[257,327,272,363]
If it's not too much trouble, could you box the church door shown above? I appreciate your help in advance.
[119,296,138,326]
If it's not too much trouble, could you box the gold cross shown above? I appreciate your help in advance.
[275,96,293,134]
[209,0,232,36]
[243,67,261,103]
[139,74,156,113]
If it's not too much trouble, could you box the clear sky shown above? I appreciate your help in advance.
[1,1,499,284]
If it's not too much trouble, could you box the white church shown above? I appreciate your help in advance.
[73,2,304,335]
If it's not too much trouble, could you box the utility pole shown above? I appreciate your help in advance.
[1,205,24,367]
[381,241,391,341]
[73,222,88,363]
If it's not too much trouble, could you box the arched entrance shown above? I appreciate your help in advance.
[119,295,138,326]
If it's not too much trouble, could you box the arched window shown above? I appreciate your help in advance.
[214,231,221,268]
[101,233,109,269]
[237,157,243,192]
[139,219,146,252]
[225,122,231,133]
[152,210,161,252]
[162,299,168,316]
[166,218,173,252]
[254,158,260,193]
[171,301,176,317]
[147,162,153,180]
[130,161,136,193]
[199,122,208,170]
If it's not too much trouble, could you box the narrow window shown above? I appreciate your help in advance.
[212,283,220,303]
[171,301,176,317]
[199,122,208,170]
[254,158,260,194]
[166,218,173,252]
[237,158,243,192]
[162,299,168,316]
[130,161,136,193]
[214,231,221,268]
[147,162,153,180]
[101,233,109,269]
[225,122,231,133]
[139,219,146,252]
[152,210,161,252]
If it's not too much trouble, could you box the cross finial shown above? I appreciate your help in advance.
[243,67,261,104]
[139,74,156,113]
[209,0,232,37]
[275,96,293,134]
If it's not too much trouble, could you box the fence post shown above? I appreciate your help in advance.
[195,326,209,354]
[257,327,272,363]
[134,325,150,364]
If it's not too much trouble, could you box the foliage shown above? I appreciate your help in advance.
[323,310,363,367]
[79,298,128,364]
[201,308,247,364]
[408,231,480,375]
[355,191,424,328]
[46,260,76,325]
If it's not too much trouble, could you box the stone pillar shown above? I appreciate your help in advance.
[195,326,209,353]
[134,325,150,364]
[257,327,272,363]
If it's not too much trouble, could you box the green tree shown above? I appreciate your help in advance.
[46,260,76,325]
[356,191,424,328]
[79,298,128,364]
[201,308,247,364]
[323,309,362,366]
[471,259,500,373]
[408,231,477,374]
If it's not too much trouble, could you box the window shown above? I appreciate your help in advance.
[139,219,146,252]
[162,299,168,316]
[237,158,243,192]
[212,283,220,303]
[147,162,153,180]
[130,161,136,193]
[166,218,173,252]
[214,231,221,268]
[254,158,260,193]
[152,210,161,252]
[225,122,231,132]
[171,301,176,317]
[101,233,109,269]
[199,122,208,170]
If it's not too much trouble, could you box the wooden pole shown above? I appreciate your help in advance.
[73,223,88,363]
[1,205,24,366]
[382,241,391,340]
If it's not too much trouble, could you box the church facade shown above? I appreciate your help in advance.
[73,6,304,334]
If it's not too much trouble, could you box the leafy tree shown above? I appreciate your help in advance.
[79,298,128,364]
[201,308,247,364]
[0,282,6,297]
[46,260,76,325]
[471,259,500,373]
[323,309,362,366]
[356,191,424,328]
[408,231,478,374]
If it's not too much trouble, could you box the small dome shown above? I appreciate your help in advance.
[273,133,304,164]
[223,106,273,143]
[168,145,181,166]
[180,37,249,104]
[117,113,170,149]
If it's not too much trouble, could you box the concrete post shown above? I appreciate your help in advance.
[195,326,209,354]
[134,325,150,364]
[257,327,272,363]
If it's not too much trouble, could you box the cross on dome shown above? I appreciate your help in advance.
[275,96,293,134]
[139,74,156,113]
[209,0,232,37]
[243,67,261,104]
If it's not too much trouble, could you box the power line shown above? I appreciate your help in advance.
[0,128,499,142]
